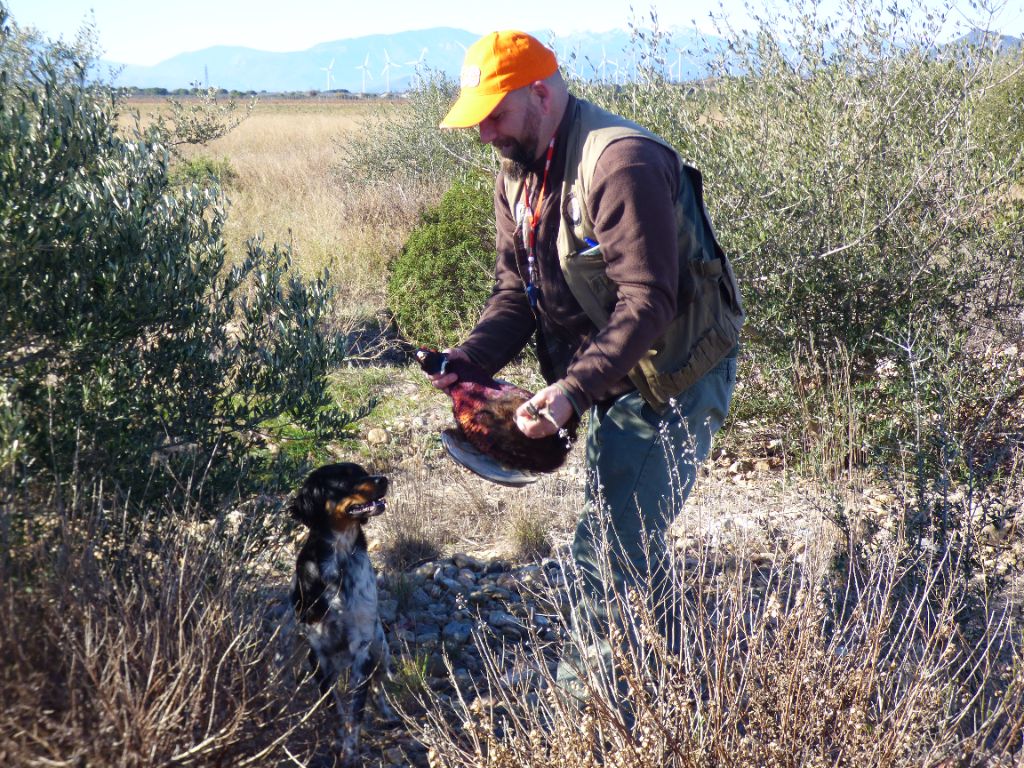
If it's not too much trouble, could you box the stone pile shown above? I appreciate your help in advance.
[267,552,572,766]
[377,552,568,689]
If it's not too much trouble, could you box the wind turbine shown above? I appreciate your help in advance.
[355,53,373,95]
[380,49,401,94]
[674,48,686,83]
[405,47,428,88]
[599,46,608,83]
[607,59,619,85]
[320,58,335,91]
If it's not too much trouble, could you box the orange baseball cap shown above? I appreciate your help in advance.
[440,30,558,129]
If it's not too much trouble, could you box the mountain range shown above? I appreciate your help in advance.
[103,27,1022,94]
[104,26,728,93]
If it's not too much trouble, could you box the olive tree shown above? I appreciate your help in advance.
[0,8,360,501]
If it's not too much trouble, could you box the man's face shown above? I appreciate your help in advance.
[477,89,542,179]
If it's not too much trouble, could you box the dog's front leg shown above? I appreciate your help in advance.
[371,623,397,722]
[338,642,378,763]
[307,647,347,731]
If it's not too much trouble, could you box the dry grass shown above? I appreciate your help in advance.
[409,496,1024,768]
[0,482,330,766]
[126,96,444,321]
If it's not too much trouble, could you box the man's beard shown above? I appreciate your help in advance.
[497,110,541,181]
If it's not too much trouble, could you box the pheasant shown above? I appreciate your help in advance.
[415,348,578,474]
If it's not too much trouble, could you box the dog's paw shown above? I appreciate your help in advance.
[306,752,341,768]
[376,705,400,726]
[333,727,360,767]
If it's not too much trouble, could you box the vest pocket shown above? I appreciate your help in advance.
[644,267,743,409]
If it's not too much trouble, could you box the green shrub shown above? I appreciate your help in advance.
[577,3,1024,371]
[155,84,256,149]
[566,1,1024,483]
[974,53,1024,160]
[170,154,237,187]
[341,70,495,184]
[0,11,363,501]
[387,175,496,348]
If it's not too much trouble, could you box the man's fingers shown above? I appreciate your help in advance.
[430,372,458,389]
[515,396,558,437]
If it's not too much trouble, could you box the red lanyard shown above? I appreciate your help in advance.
[520,136,556,307]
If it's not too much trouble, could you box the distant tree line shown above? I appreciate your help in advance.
[120,85,399,100]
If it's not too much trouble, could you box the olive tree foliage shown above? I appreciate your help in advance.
[156,85,256,149]
[0,8,359,499]
[570,1,1024,514]
[607,0,1024,365]
[341,70,497,184]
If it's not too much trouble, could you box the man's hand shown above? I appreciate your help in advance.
[424,347,468,390]
[515,383,574,438]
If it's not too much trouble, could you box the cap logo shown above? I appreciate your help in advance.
[460,65,481,88]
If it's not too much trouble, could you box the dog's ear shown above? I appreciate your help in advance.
[288,484,319,526]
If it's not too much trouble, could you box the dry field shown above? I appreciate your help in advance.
[127,96,443,318]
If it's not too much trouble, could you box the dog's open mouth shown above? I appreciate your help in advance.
[349,498,386,517]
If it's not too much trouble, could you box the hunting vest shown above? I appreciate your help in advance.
[505,99,745,412]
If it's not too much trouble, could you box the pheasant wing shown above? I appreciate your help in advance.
[440,429,541,487]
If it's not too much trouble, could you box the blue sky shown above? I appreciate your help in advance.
[8,0,1023,66]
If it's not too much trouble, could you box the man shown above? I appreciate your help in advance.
[428,30,744,690]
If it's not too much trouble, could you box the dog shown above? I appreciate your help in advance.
[289,462,394,763]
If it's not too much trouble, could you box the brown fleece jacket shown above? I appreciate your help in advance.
[459,96,681,413]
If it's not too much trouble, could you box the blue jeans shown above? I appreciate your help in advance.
[557,355,737,692]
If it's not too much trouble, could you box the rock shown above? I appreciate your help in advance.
[366,427,389,445]
[433,563,458,581]
[410,587,432,608]
[426,652,448,677]
[480,583,512,602]
[495,573,520,592]
[452,667,474,690]
[413,562,436,580]
[442,620,474,645]
[437,576,465,593]
[453,552,485,571]
[981,521,1010,544]
[414,628,440,645]
[484,559,510,575]
[391,627,415,644]
[379,598,398,624]
[488,610,525,639]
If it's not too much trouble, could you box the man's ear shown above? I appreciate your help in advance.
[530,80,553,113]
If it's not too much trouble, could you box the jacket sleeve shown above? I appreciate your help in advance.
[558,138,683,411]
[457,173,537,376]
